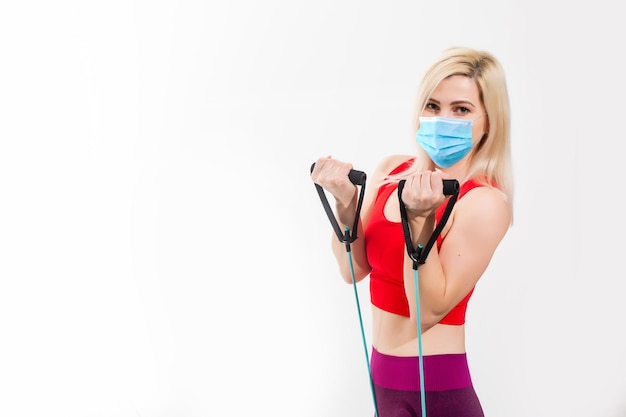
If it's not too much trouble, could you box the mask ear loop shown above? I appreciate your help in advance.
[310,163,379,417]
[397,179,460,417]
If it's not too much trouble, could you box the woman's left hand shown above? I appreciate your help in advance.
[400,169,447,218]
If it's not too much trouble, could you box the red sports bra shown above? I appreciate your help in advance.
[364,160,484,325]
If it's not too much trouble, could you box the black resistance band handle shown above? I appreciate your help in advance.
[442,179,459,196]
[310,163,366,186]
[310,162,367,250]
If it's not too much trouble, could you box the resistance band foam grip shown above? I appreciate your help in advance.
[442,179,459,196]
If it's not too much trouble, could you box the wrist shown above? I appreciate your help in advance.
[408,215,435,247]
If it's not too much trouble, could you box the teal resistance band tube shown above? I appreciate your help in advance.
[413,250,427,415]
[311,163,379,417]
[398,179,460,417]
[345,225,379,416]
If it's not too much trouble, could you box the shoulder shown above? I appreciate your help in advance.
[371,155,415,180]
[456,185,511,236]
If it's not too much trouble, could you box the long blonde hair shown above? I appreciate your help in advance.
[391,46,514,219]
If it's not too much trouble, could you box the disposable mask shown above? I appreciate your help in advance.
[416,116,476,168]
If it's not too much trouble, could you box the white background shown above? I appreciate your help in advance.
[1,1,625,416]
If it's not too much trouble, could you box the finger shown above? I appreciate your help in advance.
[316,155,332,172]
[430,170,444,194]
[420,171,434,195]
[329,160,353,182]
[312,156,336,182]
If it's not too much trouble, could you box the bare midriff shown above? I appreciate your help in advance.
[371,305,466,357]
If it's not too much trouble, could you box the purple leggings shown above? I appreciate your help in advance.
[370,348,484,417]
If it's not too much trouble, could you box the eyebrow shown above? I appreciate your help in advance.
[428,98,477,108]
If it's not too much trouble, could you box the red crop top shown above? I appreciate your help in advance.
[364,160,485,325]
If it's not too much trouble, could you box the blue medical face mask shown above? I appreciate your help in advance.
[416,116,480,168]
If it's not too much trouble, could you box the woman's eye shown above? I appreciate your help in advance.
[455,106,470,115]
[425,103,439,111]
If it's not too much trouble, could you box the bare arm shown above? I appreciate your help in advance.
[402,181,511,331]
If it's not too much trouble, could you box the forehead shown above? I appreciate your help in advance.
[430,75,480,103]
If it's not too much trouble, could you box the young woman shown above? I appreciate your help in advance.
[311,46,513,416]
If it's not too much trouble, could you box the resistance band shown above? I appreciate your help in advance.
[311,162,460,417]
[310,163,379,417]
[397,178,459,417]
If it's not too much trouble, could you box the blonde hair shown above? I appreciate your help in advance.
[391,46,514,220]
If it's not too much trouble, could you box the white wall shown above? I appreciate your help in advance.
[1,1,625,416]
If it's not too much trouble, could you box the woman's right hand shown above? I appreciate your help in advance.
[310,156,357,209]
